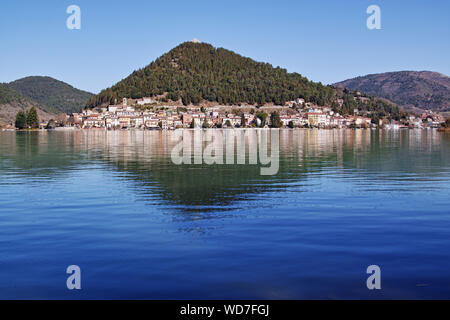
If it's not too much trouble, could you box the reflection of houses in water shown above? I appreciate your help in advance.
[1,129,447,213]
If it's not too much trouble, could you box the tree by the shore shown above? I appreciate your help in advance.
[46,119,56,129]
[26,107,39,128]
[288,120,294,128]
[270,111,283,128]
[256,112,268,127]
[15,111,27,129]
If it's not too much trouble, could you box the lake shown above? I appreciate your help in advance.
[0,129,449,299]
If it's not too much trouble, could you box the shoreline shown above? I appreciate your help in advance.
[2,127,443,132]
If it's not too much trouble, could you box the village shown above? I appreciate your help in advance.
[51,97,445,131]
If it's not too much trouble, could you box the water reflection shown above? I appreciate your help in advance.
[1,129,450,299]
[0,129,448,212]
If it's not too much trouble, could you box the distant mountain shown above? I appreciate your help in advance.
[88,41,336,108]
[334,71,450,113]
[7,76,93,114]
[0,84,52,127]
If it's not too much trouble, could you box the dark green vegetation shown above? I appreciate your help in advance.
[14,107,39,129]
[333,87,403,121]
[0,84,46,127]
[26,107,39,128]
[334,71,450,113]
[256,112,268,127]
[6,76,93,114]
[88,42,335,108]
[87,42,406,119]
[14,111,26,129]
[46,119,56,130]
[1,77,92,126]
[270,111,283,128]
[0,83,33,105]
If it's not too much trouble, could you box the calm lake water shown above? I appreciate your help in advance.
[0,129,449,299]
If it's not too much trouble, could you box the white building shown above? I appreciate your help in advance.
[137,97,153,105]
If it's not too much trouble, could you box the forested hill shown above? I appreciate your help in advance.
[7,76,93,114]
[87,42,335,108]
[0,84,52,127]
[0,84,32,106]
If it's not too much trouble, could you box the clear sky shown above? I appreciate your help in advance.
[0,0,449,93]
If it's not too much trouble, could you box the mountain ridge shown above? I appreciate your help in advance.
[6,76,93,114]
[0,84,53,127]
[333,71,450,113]
[0,76,93,127]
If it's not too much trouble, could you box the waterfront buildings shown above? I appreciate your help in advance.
[56,99,444,130]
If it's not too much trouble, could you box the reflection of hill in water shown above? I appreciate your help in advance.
[0,131,87,179]
[0,129,448,210]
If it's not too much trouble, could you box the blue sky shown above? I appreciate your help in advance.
[0,0,449,93]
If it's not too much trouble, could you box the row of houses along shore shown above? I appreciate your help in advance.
[61,98,444,130]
